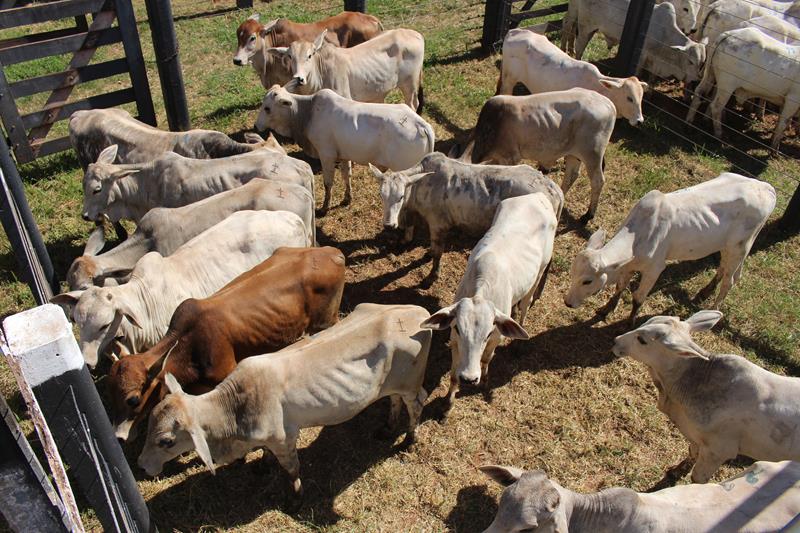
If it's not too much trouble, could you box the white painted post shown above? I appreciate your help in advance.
[1,305,152,533]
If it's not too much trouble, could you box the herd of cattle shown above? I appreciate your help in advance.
[41,4,800,531]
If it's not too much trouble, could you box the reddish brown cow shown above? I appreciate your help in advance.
[108,246,346,441]
[233,11,383,88]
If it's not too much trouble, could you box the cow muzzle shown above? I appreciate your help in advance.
[82,212,91,221]
[233,57,243,66]
[293,76,306,86]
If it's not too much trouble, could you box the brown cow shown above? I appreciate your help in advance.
[233,11,383,88]
[107,246,346,441]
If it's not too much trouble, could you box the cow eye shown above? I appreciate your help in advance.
[683,7,689,11]
[582,279,592,285]
[637,335,647,345]
[249,35,256,41]
[126,395,141,407]
[627,96,634,103]
[93,186,101,194]
[158,436,175,448]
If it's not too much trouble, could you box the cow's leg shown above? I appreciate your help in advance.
[444,338,460,417]
[695,267,722,303]
[375,395,404,440]
[560,155,581,196]
[595,268,635,320]
[686,69,715,124]
[690,445,729,484]
[709,88,734,139]
[427,224,447,279]
[628,263,664,327]
[771,99,800,151]
[574,28,596,60]
[516,285,538,328]
[582,154,605,224]
[341,160,353,206]
[270,435,302,506]
[479,332,502,391]
[401,387,428,444]
[320,157,337,214]
[713,243,749,309]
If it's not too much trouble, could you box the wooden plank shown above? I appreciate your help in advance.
[0,61,34,163]
[115,0,156,126]
[523,19,563,34]
[9,58,128,99]
[29,135,73,159]
[0,25,121,66]
[26,6,117,145]
[0,0,23,10]
[0,27,82,51]
[0,0,105,29]
[509,2,568,21]
[20,87,135,132]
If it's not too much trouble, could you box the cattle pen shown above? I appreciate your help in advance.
[1,0,799,531]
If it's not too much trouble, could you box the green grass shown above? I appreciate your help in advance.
[1,1,799,531]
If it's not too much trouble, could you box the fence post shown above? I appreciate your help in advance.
[782,184,800,233]
[2,305,152,533]
[482,0,511,52]
[614,0,655,77]
[236,0,254,7]
[0,136,57,304]
[344,0,365,12]
[143,0,191,131]
[0,394,72,532]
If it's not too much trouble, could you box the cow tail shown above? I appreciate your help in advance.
[416,83,425,114]
[532,259,552,302]
[495,64,503,95]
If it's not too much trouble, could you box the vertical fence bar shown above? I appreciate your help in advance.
[0,136,57,303]
[782,184,800,233]
[114,0,157,127]
[614,0,655,77]
[482,0,511,52]
[143,0,191,131]
[344,0,366,12]
[2,305,152,533]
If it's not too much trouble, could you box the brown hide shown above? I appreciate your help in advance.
[236,11,382,50]
[108,246,346,438]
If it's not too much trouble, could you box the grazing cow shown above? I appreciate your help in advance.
[480,461,800,532]
[109,246,346,441]
[69,108,283,169]
[613,311,800,482]
[498,29,647,125]
[686,28,800,149]
[370,152,563,275]
[233,12,383,89]
[81,143,313,224]
[137,303,432,503]
[563,1,706,84]
[268,28,425,111]
[461,88,616,222]
[256,86,434,212]
[67,179,315,290]
[51,210,309,367]
[564,173,775,324]
[421,194,557,411]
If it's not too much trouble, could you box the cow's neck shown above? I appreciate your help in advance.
[291,95,316,155]
[108,172,149,222]
[120,275,168,349]
[599,227,635,284]
[310,45,339,94]
[193,380,240,440]
[563,487,639,532]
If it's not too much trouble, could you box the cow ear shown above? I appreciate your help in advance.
[479,465,525,487]
[164,373,183,395]
[83,224,106,256]
[114,298,143,329]
[670,44,689,52]
[639,80,649,90]
[50,291,84,318]
[96,145,118,165]
[420,304,457,331]
[368,163,384,181]
[313,29,328,52]
[586,228,606,250]
[277,94,293,107]
[243,132,264,144]
[247,12,259,21]
[598,78,623,90]
[189,425,216,474]
[266,46,289,59]
[663,337,709,360]
[494,309,529,340]
[110,168,139,181]
[260,19,278,37]
[685,310,722,333]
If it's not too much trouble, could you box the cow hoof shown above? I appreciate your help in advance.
[341,195,352,207]
[316,207,329,218]
[578,212,593,225]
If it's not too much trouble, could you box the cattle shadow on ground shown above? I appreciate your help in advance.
[444,317,627,405]
[144,399,418,529]
[446,484,498,533]
[17,150,81,184]
[424,47,487,68]
[425,101,474,146]
[205,99,262,125]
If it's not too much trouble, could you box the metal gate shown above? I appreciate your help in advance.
[0,0,156,163]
